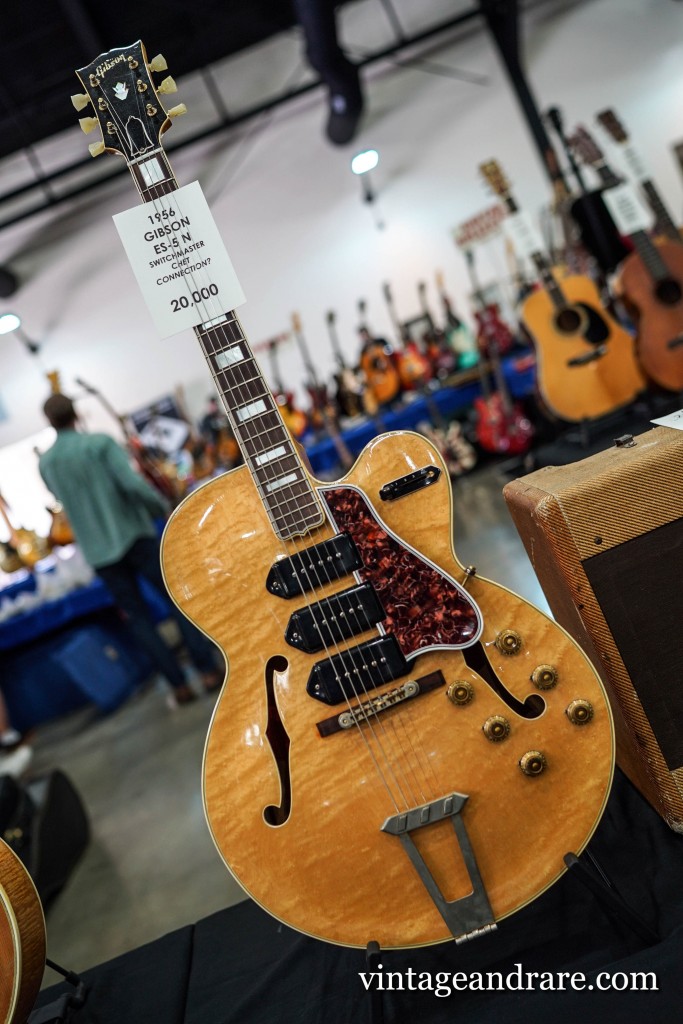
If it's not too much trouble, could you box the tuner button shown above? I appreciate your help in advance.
[157,76,178,95]
[71,93,91,111]
[482,715,510,742]
[88,141,105,158]
[446,681,474,706]
[149,54,168,72]
[167,103,187,118]
[519,751,546,777]
[494,629,523,656]
[531,664,558,690]
[79,116,99,135]
[565,699,594,726]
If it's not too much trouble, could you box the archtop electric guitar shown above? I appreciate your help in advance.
[74,42,614,949]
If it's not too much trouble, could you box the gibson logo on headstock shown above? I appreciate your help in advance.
[95,53,127,78]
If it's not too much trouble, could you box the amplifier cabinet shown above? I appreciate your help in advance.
[503,426,683,830]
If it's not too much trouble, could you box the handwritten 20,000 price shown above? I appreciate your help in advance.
[170,283,219,312]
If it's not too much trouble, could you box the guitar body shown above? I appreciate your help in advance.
[521,275,645,421]
[618,241,683,391]
[162,430,613,949]
[393,343,432,390]
[474,306,514,358]
[0,842,45,1024]
[473,394,534,456]
[359,342,402,405]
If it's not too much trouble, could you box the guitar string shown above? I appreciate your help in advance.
[107,68,434,813]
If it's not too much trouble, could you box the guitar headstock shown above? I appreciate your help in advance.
[479,160,514,208]
[326,310,336,326]
[382,281,393,304]
[568,125,606,169]
[596,108,628,145]
[291,311,302,333]
[73,41,185,160]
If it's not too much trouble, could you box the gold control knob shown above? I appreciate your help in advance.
[71,92,91,111]
[149,54,168,72]
[88,141,105,157]
[167,103,187,118]
[519,751,546,776]
[446,680,474,706]
[566,699,594,725]
[157,76,178,95]
[531,664,558,690]
[482,716,510,742]
[79,116,99,134]
[495,629,523,655]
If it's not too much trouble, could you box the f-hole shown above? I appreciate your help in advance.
[463,642,545,718]
[263,655,292,826]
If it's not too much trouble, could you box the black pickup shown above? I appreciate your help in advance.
[285,583,385,653]
[266,532,362,599]
[307,635,409,705]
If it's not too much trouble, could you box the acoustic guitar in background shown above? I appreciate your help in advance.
[356,298,402,406]
[1,839,46,1024]
[570,126,683,392]
[74,41,615,949]
[596,108,682,244]
[480,159,645,422]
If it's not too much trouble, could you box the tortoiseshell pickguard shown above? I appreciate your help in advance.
[321,486,481,655]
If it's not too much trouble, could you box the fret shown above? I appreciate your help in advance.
[126,149,323,539]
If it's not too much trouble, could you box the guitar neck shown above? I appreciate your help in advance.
[128,150,322,540]
[502,194,568,311]
[640,178,680,243]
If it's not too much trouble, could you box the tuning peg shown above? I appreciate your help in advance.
[167,103,187,118]
[149,54,168,72]
[88,140,105,158]
[79,116,99,135]
[71,92,91,111]
[157,76,177,96]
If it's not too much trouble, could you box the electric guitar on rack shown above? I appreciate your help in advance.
[1,839,46,1024]
[0,496,48,570]
[434,270,480,368]
[356,299,402,407]
[416,282,458,379]
[74,41,614,950]
[382,281,432,389]
[291,313,354,472]
[324,310,373,419]
[465,250,534,456]
[595,108,682,244]
[265,337,309,441]
[570,126,683,392]
[480,159,645,421]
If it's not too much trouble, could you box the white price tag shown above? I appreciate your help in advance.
[113,181,246,339]
[503,211,544,259]
[602,183,653,236]
[651,408,683,431]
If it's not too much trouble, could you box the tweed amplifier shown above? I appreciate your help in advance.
[503,425,683,830]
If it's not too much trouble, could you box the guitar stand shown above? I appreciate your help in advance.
[362,849,659,1024]
[365,941,385,1024]
[29,958,88,1024]
[564,849,660,945]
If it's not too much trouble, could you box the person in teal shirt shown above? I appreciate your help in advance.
[39,394,221,705]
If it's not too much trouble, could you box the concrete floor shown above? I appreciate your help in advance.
[30,461,550,983]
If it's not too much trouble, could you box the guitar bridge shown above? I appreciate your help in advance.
[381,792,496,942]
